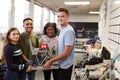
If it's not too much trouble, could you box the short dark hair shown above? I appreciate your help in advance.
[57,8,69,15]
[43,22,58,35]
[23,18,33,23]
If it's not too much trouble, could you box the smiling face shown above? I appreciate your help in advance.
[57,11,69,27]
[9,29,20,44]
[46,26,55,38]
[23,19,33,34]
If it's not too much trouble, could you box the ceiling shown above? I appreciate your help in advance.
[35,0,104,15]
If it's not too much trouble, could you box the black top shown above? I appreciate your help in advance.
[4,43,28,71]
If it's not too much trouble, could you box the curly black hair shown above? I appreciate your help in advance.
[43,22,58,35]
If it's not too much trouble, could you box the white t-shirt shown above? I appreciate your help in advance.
[58,24,75,69]
[39,35,58,57]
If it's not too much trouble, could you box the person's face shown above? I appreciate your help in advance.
[46,26,55,38]
[23,20,33,33]
[57,12,69,27]
[9,30,20,44]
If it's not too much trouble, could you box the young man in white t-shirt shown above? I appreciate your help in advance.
[44,8,75,80]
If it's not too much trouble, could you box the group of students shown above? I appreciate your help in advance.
[1,7,75,80]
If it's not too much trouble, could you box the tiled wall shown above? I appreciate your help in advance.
[99,0,120,78]
[99,0,120,53]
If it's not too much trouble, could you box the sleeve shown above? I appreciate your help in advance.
[4,46,19,71]
[65,30,75,46]
[36,37,39,48]
[18,63,29,71]
[4,46,28,71]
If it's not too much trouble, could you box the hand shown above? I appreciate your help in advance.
[26,65,32,72]
[43,59,53,70]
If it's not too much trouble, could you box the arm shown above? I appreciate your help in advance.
[44,45,73,69]
[21,54,32,72]
[22,54,29,63]
[1,52,6,65]
[4,47,18,71]
[36,37,39,47]
[51,46,72,62]
[44,29,75,69]
[4,46,31,71]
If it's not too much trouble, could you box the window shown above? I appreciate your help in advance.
[24,0,30,18]
[55,14,58,24]
[0,0,11,33]
[50,10,55,22]
[14,0,30,33]
[34,4,43,33]
[43,7,50,27]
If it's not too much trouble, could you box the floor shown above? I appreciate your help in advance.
[35,52,85,80]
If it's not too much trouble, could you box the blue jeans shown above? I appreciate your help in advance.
[4,70,26,80]
[27,70,36,80]
[4,71,18,80]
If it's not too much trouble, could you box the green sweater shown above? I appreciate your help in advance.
[20,33,39,59]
